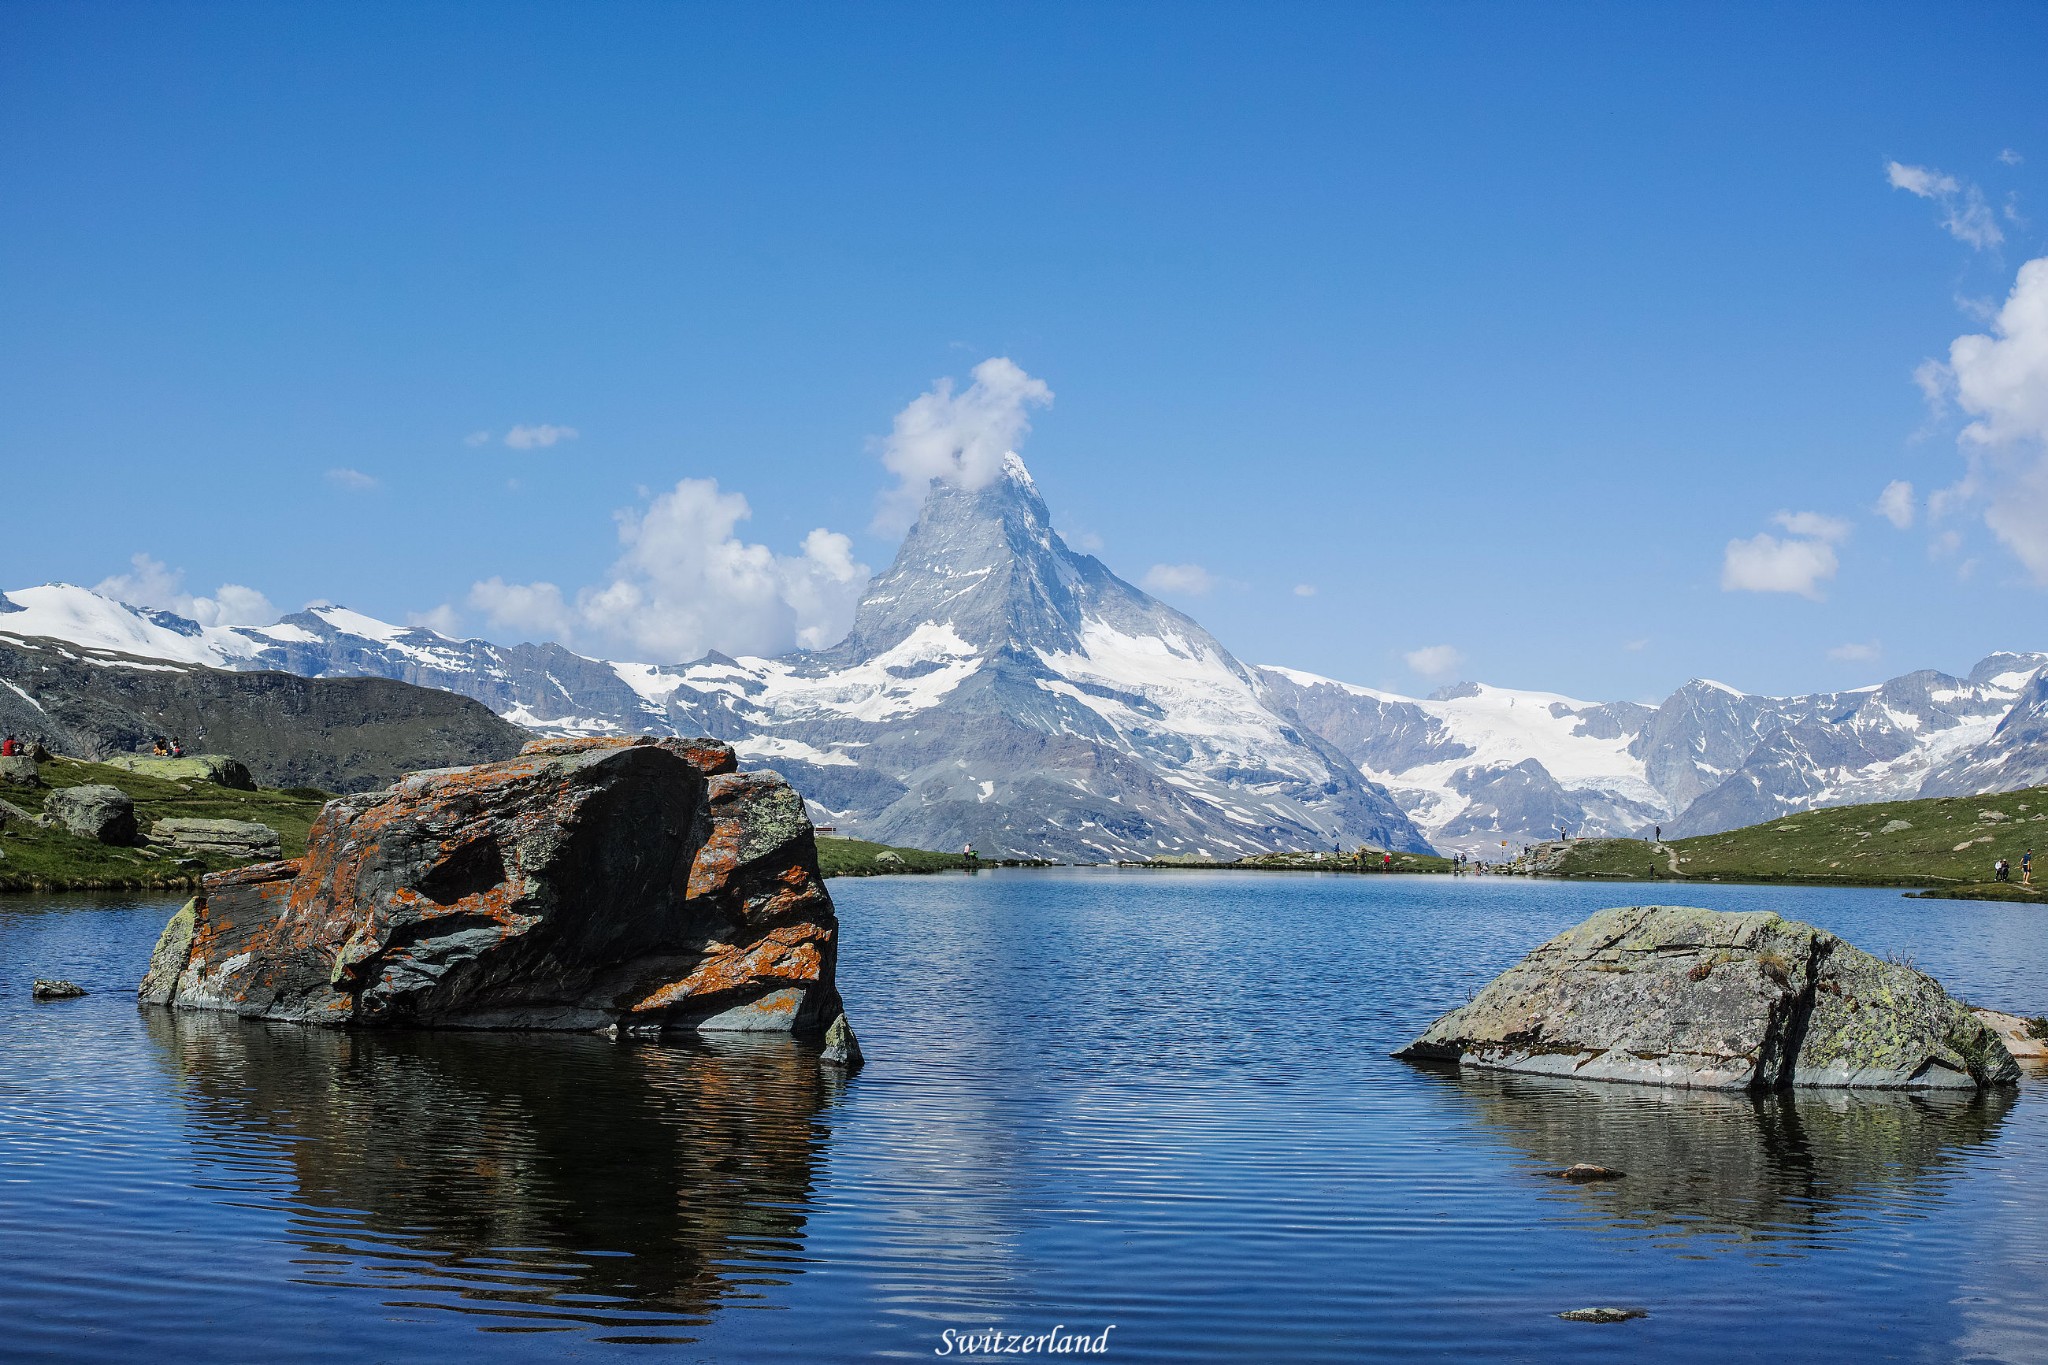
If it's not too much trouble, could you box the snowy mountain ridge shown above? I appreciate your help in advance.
[6,461,2046,857]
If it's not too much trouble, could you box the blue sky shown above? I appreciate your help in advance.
[3,3,2046,701]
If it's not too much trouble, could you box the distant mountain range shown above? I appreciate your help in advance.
[5,457,2044,858]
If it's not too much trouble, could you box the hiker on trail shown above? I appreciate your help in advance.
[170,737,185,757]
[1654,825,1661,843]
[0,735,16,757]
[2025,850,2034,885]
[1382,852,1392,872]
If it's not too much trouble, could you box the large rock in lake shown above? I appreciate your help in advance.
[1397,905,2018,1090]
[138,736,848,1036]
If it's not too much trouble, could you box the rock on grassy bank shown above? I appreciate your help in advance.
[0,756,328,892]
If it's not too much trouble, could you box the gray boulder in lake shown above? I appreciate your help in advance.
[1397,905,2018,1090]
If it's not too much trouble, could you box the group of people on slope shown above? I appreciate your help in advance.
[150,736,185,758]
[1992,850,2033,885]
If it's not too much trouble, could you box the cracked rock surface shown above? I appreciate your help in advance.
[1397,905,2017,1090]
[138,736,845,1037]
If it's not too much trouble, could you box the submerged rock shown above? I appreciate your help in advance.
[46,784,136,844]
[1558,1307,1646,1324]
[1397,905,2017,1091]
[820,1012,864,1070]
[137,736,847,1038]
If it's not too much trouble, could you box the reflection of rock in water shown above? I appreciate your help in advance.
[144,1010,837,1339]
[1433,1070,2014,1244]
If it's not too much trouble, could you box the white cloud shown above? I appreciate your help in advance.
[1721,531,1839,600]
[325,467,379,492]
[1829,641,1881,662]
[469,478,870,660]
[1068,530,1105,553]
[1404,644,1464,678]
[464,430,492,447]
[504,423,579,450]
[1918,256,2048,580]
[1292,583,1317,597]
[1141,563,1215,596]
[874,357,1052,531]
[1876,480,1917,529]
[1773,510,1850,542]
[1886,160,2003,250]
[406,605,463,636]
[2000,149,2024,167]
[1623,638,1648,652]
[95,553,278,627]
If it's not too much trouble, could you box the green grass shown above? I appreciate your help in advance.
[0,757,330,893]
[813,836,976,878]
[1542,784,2048,898]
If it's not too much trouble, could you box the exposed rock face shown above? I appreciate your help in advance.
[151,817,283,862]
[102,754,256,790]
[0,633,528,793]
[46,784,137,844]
[139,736,847,1037]
[1398,905,2018,1090]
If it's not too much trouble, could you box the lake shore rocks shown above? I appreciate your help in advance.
[102,754,256,790]
[1397,905,2017,1090]
[138,736,847,1039]
[150,817,283,862]
[46,784,136,845]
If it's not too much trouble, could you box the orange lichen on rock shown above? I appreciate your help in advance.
[137,735,843,1037]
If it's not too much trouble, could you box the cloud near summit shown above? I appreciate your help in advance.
[874,358,1052,532]
[466,478,868,663]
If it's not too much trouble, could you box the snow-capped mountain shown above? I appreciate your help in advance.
[7,461,2046,858]
[636,455,1430,860]
[1255,654,2048,853]
[0,459,1429,861]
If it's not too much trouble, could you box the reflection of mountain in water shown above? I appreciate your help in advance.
[1433,1071,2015,1248]
[145,1011,839,1342]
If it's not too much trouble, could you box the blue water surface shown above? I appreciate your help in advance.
[2,870,2045,1362]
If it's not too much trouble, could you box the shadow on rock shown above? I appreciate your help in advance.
[1422,1068,2016,1248]
[144,1009,843,1341]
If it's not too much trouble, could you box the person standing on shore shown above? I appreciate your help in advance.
[2025,849,2033,886]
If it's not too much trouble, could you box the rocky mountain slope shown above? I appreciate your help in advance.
[1258,656,2046,853]
[0,632,528,791]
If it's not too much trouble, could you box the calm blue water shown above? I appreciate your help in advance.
[3,870,2046,1362]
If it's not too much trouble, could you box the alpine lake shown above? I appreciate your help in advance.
[3,869,2045,1363]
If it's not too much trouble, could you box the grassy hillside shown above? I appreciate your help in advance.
[1543,785,2048,899]
[0,757,329,892]
[814,836,976,877]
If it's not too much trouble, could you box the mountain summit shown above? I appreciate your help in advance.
[652,457,1432,859]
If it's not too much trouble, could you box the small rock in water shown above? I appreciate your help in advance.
[821,1012,864,1070]
[1543,1163,1625,1183]
[32,979,88,1000]
[1558,1307,1646,1323]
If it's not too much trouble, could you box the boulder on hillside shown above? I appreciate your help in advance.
[138,736,850,1040]
[1397,905,2018,1091]
[0,755,38,787]
[151,817,283,862]
[102,754,256,790]
[46,784,137,845]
